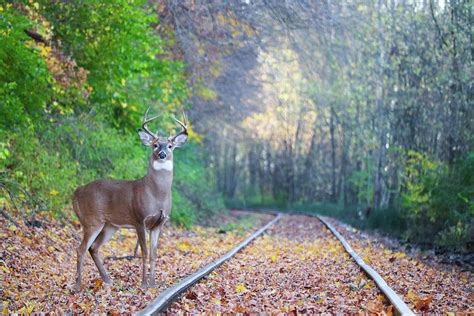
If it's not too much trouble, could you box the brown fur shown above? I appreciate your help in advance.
[74,149,177,290]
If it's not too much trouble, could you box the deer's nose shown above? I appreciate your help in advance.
[158,151,166,159]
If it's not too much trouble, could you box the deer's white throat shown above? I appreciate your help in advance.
[152,160,173,171]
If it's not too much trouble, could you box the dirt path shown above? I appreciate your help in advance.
[168,215,392,313]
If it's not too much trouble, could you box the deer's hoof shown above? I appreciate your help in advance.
[140,280,149,289]
[104,277,112,285]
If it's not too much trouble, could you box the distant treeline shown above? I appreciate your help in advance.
[161,1,472,250]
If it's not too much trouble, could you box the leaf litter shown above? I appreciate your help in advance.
[168,215,393,313]
[323,217,473,313]
[3,210,470,314]
[0,211,272,314]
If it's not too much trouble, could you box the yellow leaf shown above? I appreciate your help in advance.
[27,302,35,313]
[2,266,9,273]
[235,283,247,293]
[363,255,372,264]
[270,254,278,262]
[394,252,406,258]
[49,189,59,196]
[8,225,16,232]
[407,289,417,302]
[48,246,55,252]
[177,241,191,251]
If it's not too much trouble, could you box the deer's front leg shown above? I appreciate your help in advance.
[135,225,148,288]
[149,214,168,287]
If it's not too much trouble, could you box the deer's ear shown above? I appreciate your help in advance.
[172,133,188,147]
[138,129,154,146]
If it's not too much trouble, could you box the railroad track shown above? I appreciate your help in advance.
[138,212,415,315]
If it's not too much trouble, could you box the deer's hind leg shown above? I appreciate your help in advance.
[76,224,104,292]
[89,223,117,284]
[133,240,140,257]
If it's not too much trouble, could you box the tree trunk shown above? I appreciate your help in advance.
[330,106,337,202]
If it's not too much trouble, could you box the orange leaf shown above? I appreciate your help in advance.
[415,295,433,311]
[92,278,103,293]
[235,305,246,313]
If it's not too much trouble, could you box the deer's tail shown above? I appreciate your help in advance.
[72,189,83,224]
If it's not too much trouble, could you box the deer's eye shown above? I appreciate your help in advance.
[168,144,173,149]
[153,144,158,148]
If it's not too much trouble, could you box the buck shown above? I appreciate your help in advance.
[73,108,188,291]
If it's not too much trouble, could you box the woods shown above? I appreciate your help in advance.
[1,1,472,250]
[163,0,473,249]
[1,0,472,314]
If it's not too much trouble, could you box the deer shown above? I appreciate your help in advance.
[72,108,188,291]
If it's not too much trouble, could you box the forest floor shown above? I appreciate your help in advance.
[168,215,392,313]
[1,211,472,314]
[0,210,272,314]
[325,218,473,313]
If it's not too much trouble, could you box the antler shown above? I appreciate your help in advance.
[141,107,161,138]
[173,111,188,135]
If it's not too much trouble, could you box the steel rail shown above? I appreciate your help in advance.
[137,214,282,315]
[234,209,415,315]
[316,215,415,316]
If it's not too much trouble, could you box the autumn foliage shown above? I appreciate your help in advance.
[0,212,272,313]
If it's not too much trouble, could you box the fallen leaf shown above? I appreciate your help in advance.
[185,291,198,300]
[415,295,433,311]
[92,278,103,293]
[407,289,417,302]
[235,283,247,293]
[363,255,372,264]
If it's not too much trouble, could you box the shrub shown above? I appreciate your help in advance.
[401,151,473,250]
[0,2,224,227]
